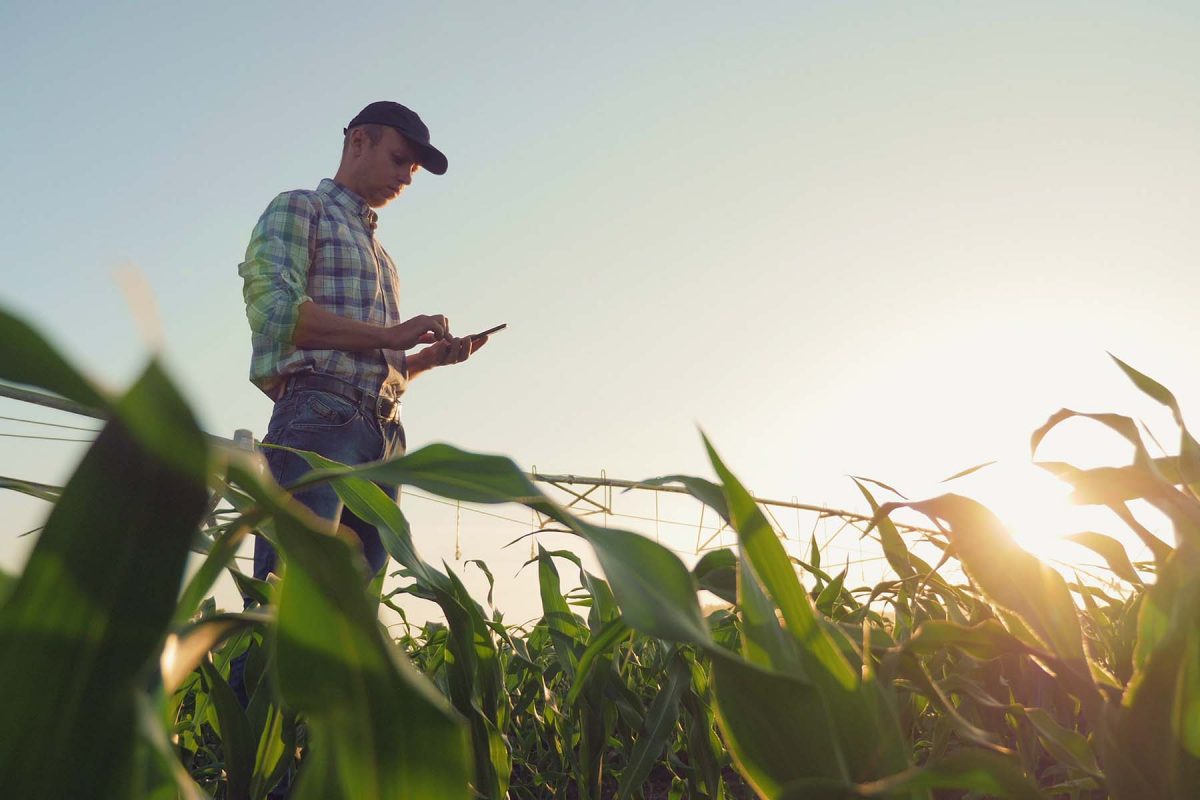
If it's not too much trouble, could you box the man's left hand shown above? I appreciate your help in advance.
[432,334,487,366]
[408,334,489,380]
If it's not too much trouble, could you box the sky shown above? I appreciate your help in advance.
[3,1,1200,622]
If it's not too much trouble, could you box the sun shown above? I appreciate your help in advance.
[961,461,1144,576]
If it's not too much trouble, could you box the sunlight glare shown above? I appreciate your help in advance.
[965,461,1111,571]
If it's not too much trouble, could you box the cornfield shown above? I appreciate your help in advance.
[1,304,1197,799]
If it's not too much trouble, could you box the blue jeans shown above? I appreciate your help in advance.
[253,379,407,581]
[229,380,405,797]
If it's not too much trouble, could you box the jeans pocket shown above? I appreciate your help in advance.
[290,390,360,432]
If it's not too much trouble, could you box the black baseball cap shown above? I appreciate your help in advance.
[344,101,448,175]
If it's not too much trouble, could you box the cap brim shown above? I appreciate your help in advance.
[417,143,448,175]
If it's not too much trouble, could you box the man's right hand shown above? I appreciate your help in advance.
[291,302,451,353]
[385,314,451,350]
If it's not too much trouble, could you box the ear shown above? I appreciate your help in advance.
[347,126,370,157]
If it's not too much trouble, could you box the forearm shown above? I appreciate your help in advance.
[292,302,447,354]
[292,301,390,351]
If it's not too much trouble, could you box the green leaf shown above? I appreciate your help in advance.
[250,482,473,799]
[576,520,712,647]
[230,569,274,608]
[161,610,272,693]
[247,697,296,800]
[310,445,715,649]
[616,651,691,799]
[640,474,731,522]
[738,533,804,673]
[879,495,1091,675]
[269,445,442,588]
[902,619,1042,662]
[851,749,1044,800]
[706,436,857,689]
[1066,531,1144,586]
[0,362,208,799]
[1177,627,1200,762]
[693,548,737,605]
[707,436,912,783]
[298,443,555,515]
[276,447,514,797]
[711,651,849,797]
[1108,355,1200,490]
[1033,410,1200,542]
[0,308,109,411]
[135,692,210,800]
[1023,706,1101,778]
[940,461,998,483]
[815,567,848,616]
[173,509,260,625]
[201,658,256,800]
[893,653,1005,752]
[0,570,13,608]
[465,559,496,607]
[539,545,583,680]
[567,617,631,706]
[854,479,915,580]
[1109,546,1200,797]
[0,475,63,503]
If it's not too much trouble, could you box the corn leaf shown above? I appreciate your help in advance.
[706,436,913,784]
[1066,531,1143,586]
[244,481,473,799]
[879,495,1090,673]
[850,749,1044,800]
[1023,707,1101,778]
[201,658,255,800]
[0,363,207,799]
[710,651,849,797]
[616,650,690,799]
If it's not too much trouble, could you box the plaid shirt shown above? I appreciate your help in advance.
[239,178,407,401]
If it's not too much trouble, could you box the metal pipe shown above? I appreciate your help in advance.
[529,472,939,535]
[0,382,247,450]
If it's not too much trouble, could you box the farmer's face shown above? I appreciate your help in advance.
[355,126,420,208]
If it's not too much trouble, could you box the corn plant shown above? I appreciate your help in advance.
[2,301,1199,799]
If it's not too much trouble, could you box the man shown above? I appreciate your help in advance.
[238,101,486,582]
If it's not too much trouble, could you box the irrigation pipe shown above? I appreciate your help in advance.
[2,381,938,536]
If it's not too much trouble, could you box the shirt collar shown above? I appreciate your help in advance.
[318,178,378,230]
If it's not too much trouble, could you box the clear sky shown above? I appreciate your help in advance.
[3,1,1199,621]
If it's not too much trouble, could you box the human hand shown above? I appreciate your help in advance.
[428,334,485,367]
[386,314,451,350]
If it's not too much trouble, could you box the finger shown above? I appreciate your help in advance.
[449,338,468,364]
[439,315,452,340]
[424,315,445,340]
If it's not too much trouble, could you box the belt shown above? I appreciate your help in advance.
[285,374,400,422]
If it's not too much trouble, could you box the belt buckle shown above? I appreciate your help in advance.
[375,392,394,423]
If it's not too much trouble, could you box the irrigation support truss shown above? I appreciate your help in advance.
[1,382,940,553]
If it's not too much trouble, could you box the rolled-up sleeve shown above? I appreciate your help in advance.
[238,192,317,344]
